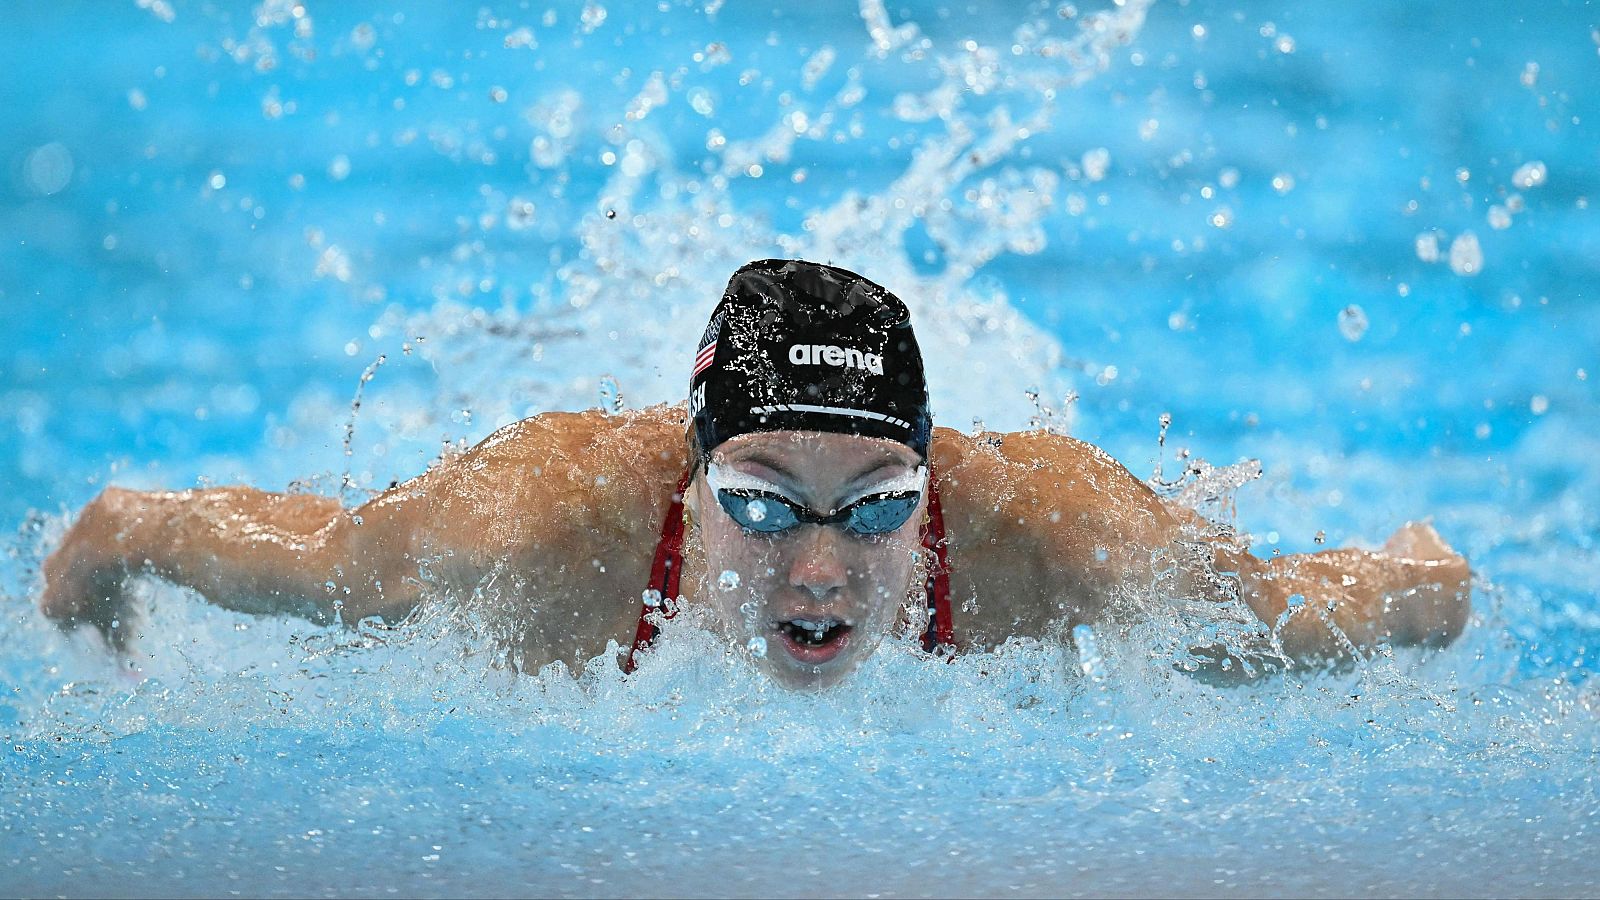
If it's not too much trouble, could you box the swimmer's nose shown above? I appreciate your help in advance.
[787,525,849,600]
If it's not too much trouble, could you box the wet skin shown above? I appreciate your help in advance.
[40,406,1472,688]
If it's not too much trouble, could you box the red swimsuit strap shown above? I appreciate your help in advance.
[920,467,954,654]
[625,468,691,674]
[625,465,953,674]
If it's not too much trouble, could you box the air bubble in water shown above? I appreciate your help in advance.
[1272,172,1295,194]
[579,3,606,33]
[1511,161,1547,189]
[1487,205,1512,230]
[1448,232,1483,276]
[718,570,741,591]
[1338,305,1369,342]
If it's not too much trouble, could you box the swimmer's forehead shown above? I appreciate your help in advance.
[714,431,920,485]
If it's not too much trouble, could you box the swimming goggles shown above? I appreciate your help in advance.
[704,463,926,535]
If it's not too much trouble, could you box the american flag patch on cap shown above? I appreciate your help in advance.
[691,341,717,378]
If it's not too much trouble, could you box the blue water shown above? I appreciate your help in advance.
[4,0,1599,896]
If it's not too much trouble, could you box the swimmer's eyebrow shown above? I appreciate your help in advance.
[728,452,915,500]
[844,460,908,490]
[734,453,799,483]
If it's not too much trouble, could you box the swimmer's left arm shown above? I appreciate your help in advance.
[1229,522,1471,660]
[994,430,1471,661]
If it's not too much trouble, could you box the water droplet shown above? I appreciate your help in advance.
[1415,231,1442,263]
[744,499,767,523]
[506,197,535,230]
[597,375,625,414]
[1338,305,1369,342]
[23,143,73,196]
[1072,624,1102,678]
[1271,172,1295,194]
[718,570,741,591]
[1081,147,1111,182]
[1511,160,1547,189]
[746,636,767,658]
[1448,232,1483,276]
[642,589,663,609]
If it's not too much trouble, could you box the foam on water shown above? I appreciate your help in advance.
[4,0,1600,896]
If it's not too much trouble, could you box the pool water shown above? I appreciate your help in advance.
[3,1,1598,896]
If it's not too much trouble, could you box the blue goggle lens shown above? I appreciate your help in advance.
[716,490,920,535]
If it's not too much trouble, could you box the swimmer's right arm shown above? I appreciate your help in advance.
[40,410,661,649]
[39,480,432,644]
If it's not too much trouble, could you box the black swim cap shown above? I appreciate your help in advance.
[689,259,932,462]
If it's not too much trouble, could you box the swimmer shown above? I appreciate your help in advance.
[40,259,1471,689]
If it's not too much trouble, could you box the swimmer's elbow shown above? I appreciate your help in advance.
[318,510,427,625]
[1394,554,1472,648]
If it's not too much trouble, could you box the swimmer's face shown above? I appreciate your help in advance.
[689,431,928,691]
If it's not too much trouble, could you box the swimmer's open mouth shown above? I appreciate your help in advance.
[773,617,853,663]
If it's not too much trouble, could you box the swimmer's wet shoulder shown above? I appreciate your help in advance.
[410,406,691,666]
